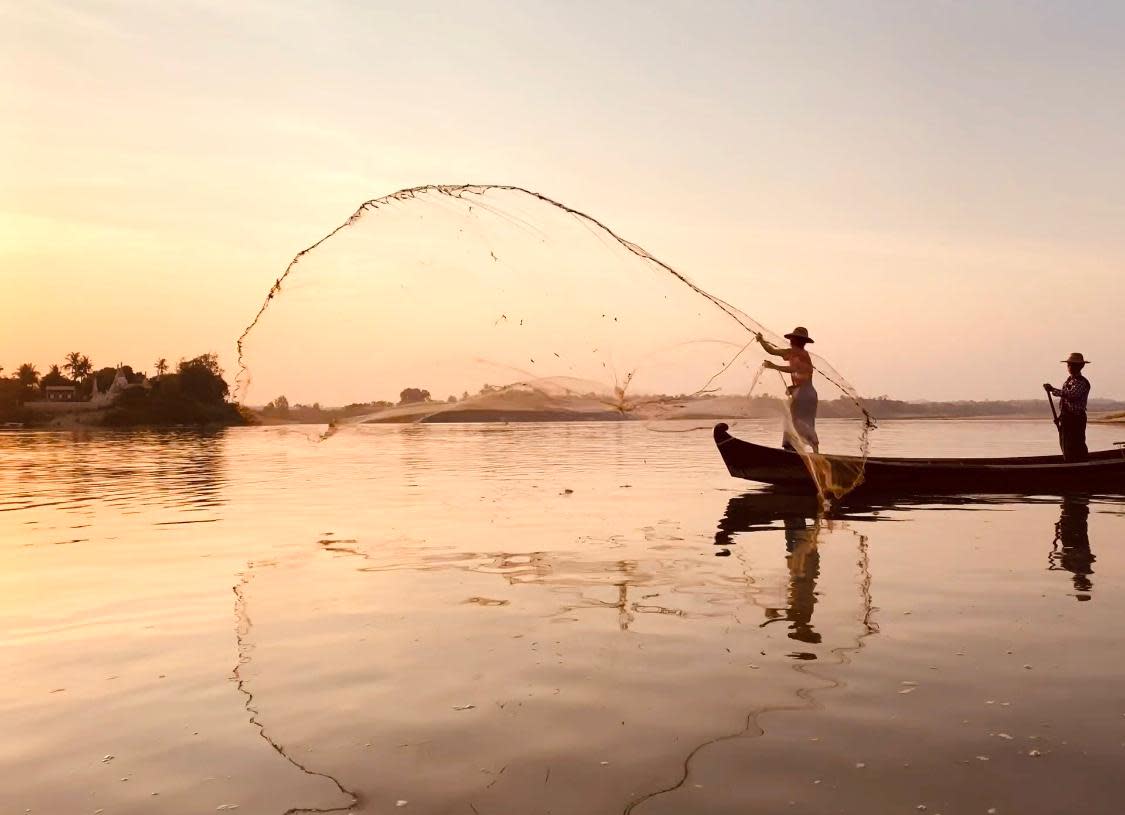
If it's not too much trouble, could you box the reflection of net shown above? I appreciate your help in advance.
[237,184,874,496]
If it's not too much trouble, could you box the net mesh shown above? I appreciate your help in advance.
[236,184,874,498]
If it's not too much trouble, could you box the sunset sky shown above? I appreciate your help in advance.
[2,1,1122,402]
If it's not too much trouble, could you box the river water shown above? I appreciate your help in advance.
[2,420,1124,814]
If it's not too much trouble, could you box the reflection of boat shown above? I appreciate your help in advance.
[714,423,1125,495]
[714,493,821,546]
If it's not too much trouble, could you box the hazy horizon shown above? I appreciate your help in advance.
[3,1,1123,401]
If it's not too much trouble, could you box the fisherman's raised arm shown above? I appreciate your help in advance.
[755,333,789,358]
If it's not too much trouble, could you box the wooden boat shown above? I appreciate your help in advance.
[713,422,1125,495]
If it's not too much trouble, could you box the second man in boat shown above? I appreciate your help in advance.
[1045,352,1092,463]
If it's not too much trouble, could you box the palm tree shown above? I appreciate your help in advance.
[154,358,168,377]
[64,352,93,382]
[17,363,40,387]
[40,365,68,388]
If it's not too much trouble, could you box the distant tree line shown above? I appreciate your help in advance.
[258,386,446,423]
[241,380,1125,426]
[0,352,246,426]
[838,395,1125,420]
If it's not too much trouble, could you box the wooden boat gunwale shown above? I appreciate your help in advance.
[713,422,1125,495]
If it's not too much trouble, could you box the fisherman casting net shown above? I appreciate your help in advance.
[237,185,874,498]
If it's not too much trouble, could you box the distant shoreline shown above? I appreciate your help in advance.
[253,395,1125,427]
[3,412,1121,432]
[11,403,1118,431]
[8,408,247,430]
[260,411,1125,426]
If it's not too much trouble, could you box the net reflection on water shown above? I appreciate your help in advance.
[232,490,886,815]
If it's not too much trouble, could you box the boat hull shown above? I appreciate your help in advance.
[713,423,1125,495]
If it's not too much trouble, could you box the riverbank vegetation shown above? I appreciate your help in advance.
[0,353,248,427]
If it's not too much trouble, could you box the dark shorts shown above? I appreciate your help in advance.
[1059,413,1088,463]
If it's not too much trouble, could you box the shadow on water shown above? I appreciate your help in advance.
[620,487,1123,815]
[765,514,821,644]
[712,491,893,651]
[717,489,1104,615]
[228,484,1112,815]
[623,493,882,814]
[623,489,1109,814]
[1049,495,1095,600]
[715,496,825,644]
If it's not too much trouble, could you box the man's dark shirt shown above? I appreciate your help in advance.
[1055,374,1091,416]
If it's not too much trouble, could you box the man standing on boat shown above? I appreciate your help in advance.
[1044,352,1091,463]
[756,327,819,453]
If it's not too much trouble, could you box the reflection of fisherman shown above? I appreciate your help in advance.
[756,327,819,453]
[1050,496,1094,600]
[1044,352,1091,463]
[762,516,821,643]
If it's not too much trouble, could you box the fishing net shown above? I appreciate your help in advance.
[237,185,873,498]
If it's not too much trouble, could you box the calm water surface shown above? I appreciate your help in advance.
[2,420,1124,815]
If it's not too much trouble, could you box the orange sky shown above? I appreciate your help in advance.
[2,1,1122,401]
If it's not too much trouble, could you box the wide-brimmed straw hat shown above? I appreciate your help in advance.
[784,326,814,343]
[1062,352,1090,365]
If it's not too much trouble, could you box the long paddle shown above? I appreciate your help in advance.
[1044,385,1064,454]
